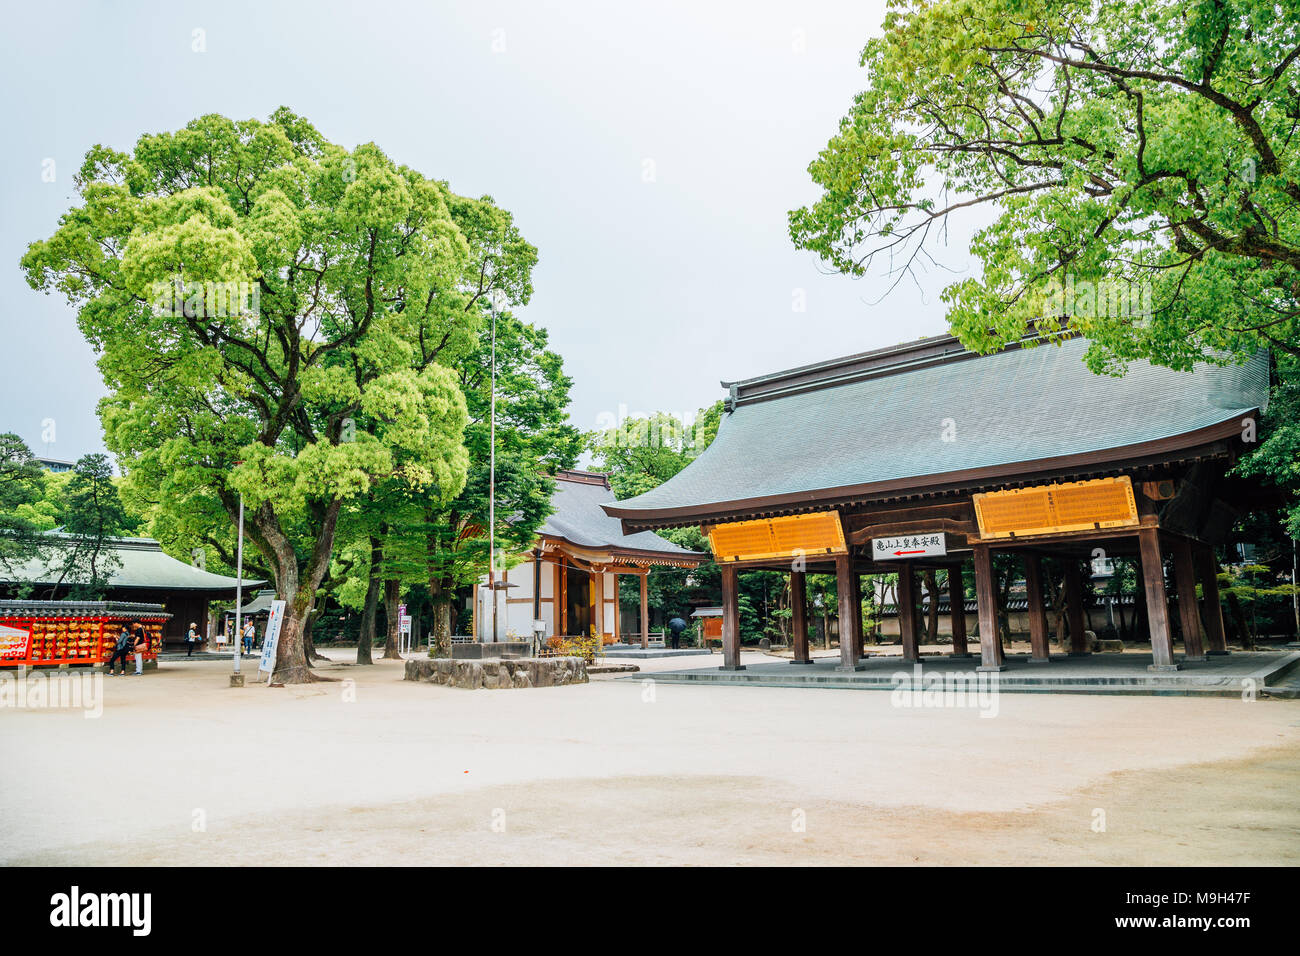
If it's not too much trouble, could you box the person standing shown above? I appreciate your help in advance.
[185,622,200,657]
[105,625,132,676]
[242,620,256,656]
[131,621,149,675]
[667,615,688,650]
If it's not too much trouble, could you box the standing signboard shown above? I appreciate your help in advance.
[258,599,287,683]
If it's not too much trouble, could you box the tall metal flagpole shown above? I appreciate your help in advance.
[232,492,244,679]
[489,299,498,643]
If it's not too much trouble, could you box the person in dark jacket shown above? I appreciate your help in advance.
[105,625,132,676]
[667,616,688,650]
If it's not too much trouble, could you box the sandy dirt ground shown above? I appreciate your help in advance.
[2,648,1298,866]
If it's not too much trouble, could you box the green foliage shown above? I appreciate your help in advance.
[590,403,722,500]
[20,109,521,680]
[1237,353,1300,535]
[48,454,131,599]
[791,0,1300,371]
[0,434,49,578]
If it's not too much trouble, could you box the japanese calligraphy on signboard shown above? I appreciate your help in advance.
[973,476,1139,539]
[872,534,948,560]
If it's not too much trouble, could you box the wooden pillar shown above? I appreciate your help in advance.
[1170,537,1205,661]
[1063,559,1089,655]
[947,563,971,657]
[851,569,865,657]
[720,564,744,670]
[972,544,1005,671]
[1195,547,1229,654]
[611,571,620,643]
[835,553,863,671]
[790,570,812,664]
[898,566,920,663]
[1138,527,1179,671]
[559,556,568,637]
[1024,554,1050,663]
[639,572,649,650]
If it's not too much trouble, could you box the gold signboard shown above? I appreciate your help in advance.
[973,477,1139,539]
[707,511,847,563]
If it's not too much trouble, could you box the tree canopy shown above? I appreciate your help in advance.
[21,109,532,681]
[790,0,1300,373]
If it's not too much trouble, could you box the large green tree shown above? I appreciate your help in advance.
[791,0,1300,372]
[21,110,495,682]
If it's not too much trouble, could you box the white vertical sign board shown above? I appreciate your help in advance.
[258,600,287,682]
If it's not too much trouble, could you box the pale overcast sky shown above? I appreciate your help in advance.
[0,0,982,463]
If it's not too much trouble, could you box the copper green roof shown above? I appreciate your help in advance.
[4,533,263,592]
[603,335,1270,529]
[542,471,702,562]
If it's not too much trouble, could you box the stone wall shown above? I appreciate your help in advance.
[404,656,587,690]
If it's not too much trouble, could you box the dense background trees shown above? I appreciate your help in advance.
[0,434,49,580]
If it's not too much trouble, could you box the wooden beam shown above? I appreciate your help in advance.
[1063,559,1089,655]
[1170,537,1206,661]
[1195,546,1229,654]
[639,573,649,650]
[972,543,1005,671]
[898,565,920,663]
[790,570,812,664]
[1138,527,1179,670]
[948,562,971,658]
[1024,554,1050,662]
[847,517,977,545]
[836,552,863,671]
[720,564,744,670]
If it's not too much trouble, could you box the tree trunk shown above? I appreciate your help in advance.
[430,575,452,658]
[258,497,343,684]
[1048,566,1067,646]
[1225,591,1254,650]
[357,537,381,665]
[924,570,939,643]
[302,591,329,663]
[382,578,403,659]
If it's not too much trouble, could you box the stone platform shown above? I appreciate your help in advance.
[627,650,1300,698]
[600,646,712,659]
[405,656,586,690]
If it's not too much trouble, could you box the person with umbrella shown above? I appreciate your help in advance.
[667,615,688,650]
